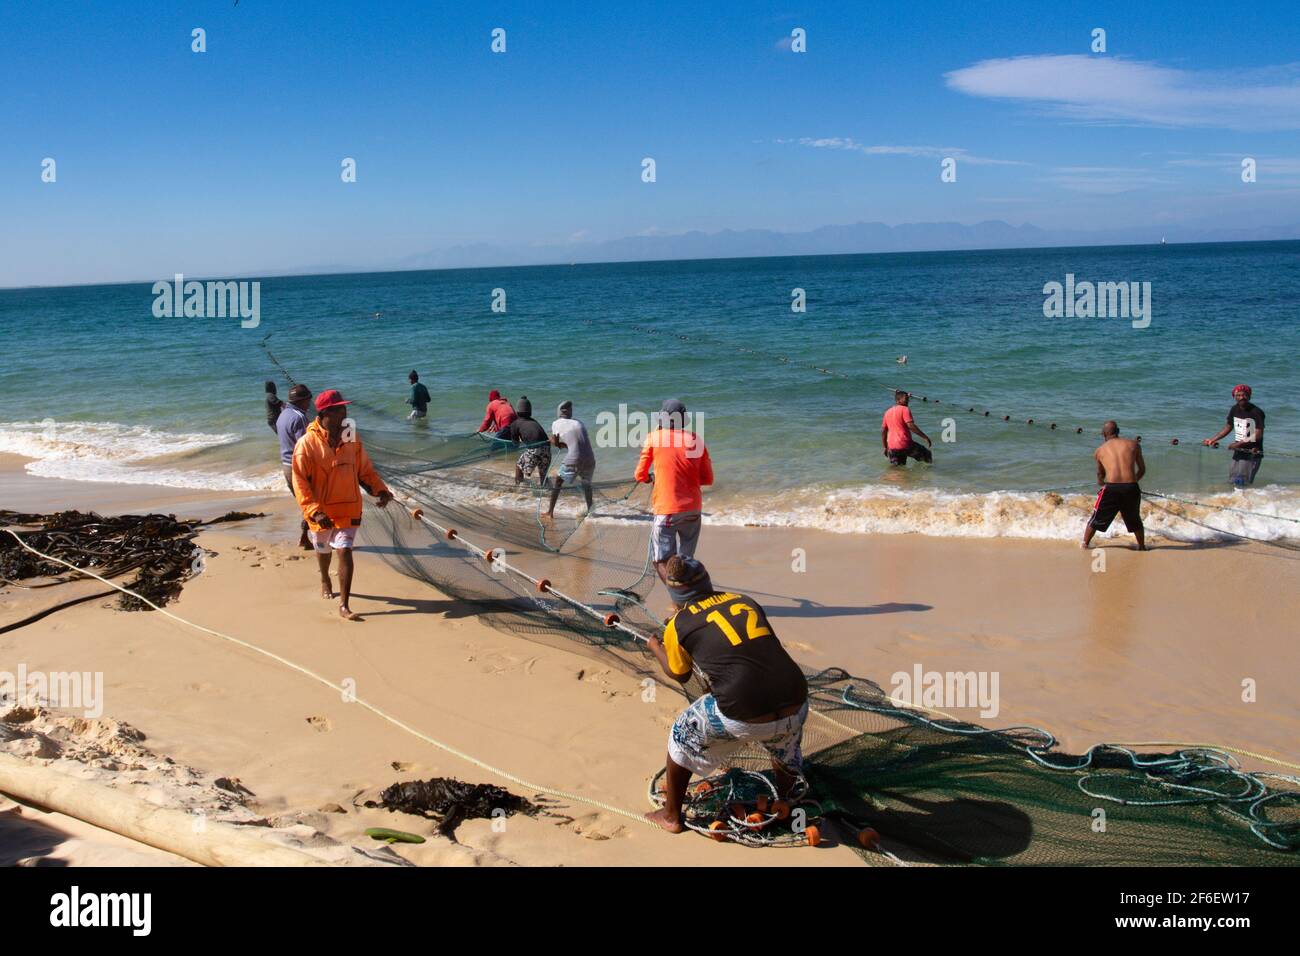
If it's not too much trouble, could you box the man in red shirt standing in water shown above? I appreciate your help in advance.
[881,390,933,466]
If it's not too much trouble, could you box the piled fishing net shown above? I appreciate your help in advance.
[350,403,1299,865]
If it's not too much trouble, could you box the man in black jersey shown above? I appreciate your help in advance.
[1203,384,1266,487]
[644,555,809,833]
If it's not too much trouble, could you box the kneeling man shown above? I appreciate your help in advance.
[645,556,809,833]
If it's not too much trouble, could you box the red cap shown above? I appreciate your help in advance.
[314,389,352,412]
[489,389,501,401]
[1232,384,1252,399]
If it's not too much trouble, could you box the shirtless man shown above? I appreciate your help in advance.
[1082,421,1146,551]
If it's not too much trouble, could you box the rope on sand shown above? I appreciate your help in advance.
[0,528,658,831]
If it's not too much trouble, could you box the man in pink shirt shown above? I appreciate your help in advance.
[881,390,933,466]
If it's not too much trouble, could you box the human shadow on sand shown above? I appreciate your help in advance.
[764,600,932,620]
[349,593,533,620]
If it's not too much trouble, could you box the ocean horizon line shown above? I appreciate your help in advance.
[5,234,1300,294]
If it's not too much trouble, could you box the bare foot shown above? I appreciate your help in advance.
[644,808,685,833]
[338,605,361,621]
[321,581,335,599]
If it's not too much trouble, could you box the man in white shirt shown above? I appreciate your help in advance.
[546,400,596,518]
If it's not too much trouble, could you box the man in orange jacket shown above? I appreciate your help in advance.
[635,399,713,588]
[292,389,393,620]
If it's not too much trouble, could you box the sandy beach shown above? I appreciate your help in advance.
[3,453,1297,867]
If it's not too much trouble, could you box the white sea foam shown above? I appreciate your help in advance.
[4,420,1297,542]
[0,419,280,491]
[707,483,1300,544]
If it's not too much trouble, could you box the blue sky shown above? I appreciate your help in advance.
[3,0,1299,286]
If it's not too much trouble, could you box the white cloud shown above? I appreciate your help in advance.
[779,137,1026,166]
[946,55,1300,131]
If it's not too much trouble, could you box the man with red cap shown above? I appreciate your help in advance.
[477,389,517,435]
[292,389,393,620]
[1203,385,1266,487]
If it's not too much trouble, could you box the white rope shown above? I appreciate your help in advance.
[1,528,657,829]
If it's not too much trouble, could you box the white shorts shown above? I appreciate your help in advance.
[310,527,358,553]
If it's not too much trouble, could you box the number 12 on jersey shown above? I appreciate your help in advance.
[706,603,772,646]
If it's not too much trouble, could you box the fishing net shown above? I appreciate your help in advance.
[351,403,1299,865]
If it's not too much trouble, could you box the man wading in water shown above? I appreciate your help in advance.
[1083,420,1146,552]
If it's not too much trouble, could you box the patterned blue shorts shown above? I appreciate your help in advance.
[667,694,807,777]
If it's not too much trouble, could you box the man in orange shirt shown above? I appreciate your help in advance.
[635,399,714,587]
[293,389,393,621]
[881,390,933,466]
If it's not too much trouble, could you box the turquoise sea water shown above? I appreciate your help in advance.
[2,242,1297,540]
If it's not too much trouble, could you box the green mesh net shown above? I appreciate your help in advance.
[351,403,1299,865]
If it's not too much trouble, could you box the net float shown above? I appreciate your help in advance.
[757,796,792,821]
[708,821,728,841]
[804,825,822,847]
[603,612,620,627]
[536,578,551,593]
[857,827,881,849]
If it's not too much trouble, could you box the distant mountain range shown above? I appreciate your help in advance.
[387,219,1300,272]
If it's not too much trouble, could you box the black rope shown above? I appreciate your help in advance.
[0,588,118,635]
[585,318,1300,459]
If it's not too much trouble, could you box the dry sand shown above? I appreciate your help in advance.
[2,456,1297,865]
